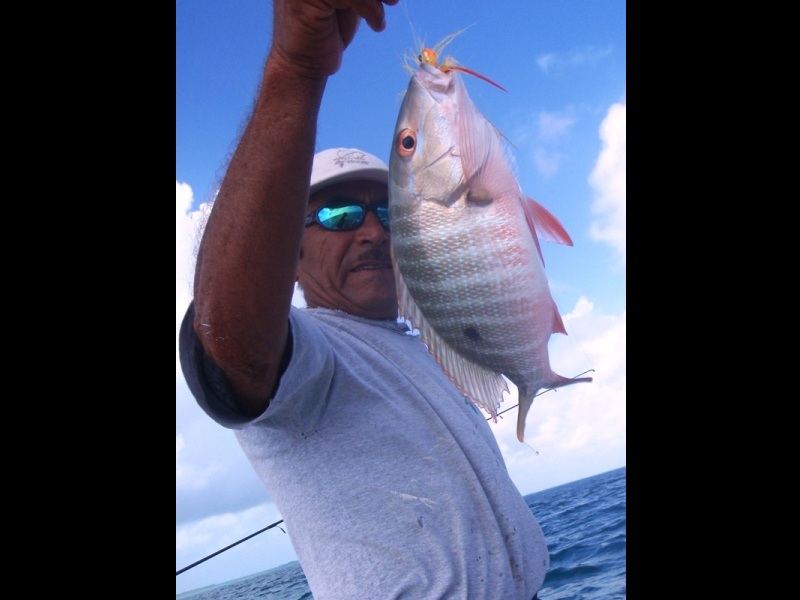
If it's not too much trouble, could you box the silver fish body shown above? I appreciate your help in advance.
[388,61,591,442]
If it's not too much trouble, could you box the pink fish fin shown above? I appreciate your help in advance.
[393,265,507,420]
[522,196,574,247]
[551,302,568,335]
[516,391,536,443]
[548,373,594,388]
[442,64,508,92]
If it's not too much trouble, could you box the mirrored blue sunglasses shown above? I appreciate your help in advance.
[304,200,390,232]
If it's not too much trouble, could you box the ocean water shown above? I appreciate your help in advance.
[177,466,626,599]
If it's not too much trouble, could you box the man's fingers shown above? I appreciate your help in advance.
[345,0,397,32]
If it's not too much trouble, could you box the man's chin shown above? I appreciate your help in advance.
[351,292,398,320]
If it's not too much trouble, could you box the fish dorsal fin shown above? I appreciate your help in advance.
[393,262,507,420]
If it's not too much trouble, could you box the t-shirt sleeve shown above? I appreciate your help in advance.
[179,300,257,428]
[179,302,332,433]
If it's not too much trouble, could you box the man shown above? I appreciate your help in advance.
[179,1,549,598]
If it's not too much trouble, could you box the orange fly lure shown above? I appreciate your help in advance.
[411,31,508,92]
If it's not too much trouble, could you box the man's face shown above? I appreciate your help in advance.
[298,179,397,319]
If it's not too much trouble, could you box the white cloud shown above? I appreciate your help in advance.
[538,111,576,141]
[176,433,225,492]
[527,109,576,178]
[536,52,557,72]
[536,46,613,73]
[589,100,626,268]
[532,147,563,179]
[567,45,613,66]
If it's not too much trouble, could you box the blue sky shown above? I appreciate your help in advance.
[176,0,625,595]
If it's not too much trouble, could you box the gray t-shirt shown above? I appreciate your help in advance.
[181,304,549,599]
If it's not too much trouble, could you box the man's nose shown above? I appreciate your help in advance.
[356,210,389,241]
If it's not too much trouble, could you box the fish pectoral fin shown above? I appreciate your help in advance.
[394,267,507,420]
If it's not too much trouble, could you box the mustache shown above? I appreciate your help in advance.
[354,248,392,263]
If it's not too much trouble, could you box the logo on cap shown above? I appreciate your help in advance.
[333,149,370,168]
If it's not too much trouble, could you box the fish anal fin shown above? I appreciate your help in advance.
[552,303,567,335]
[522,196,574,247]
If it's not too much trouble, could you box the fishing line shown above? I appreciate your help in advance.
[564,318,597,381]
[489,369,595,420]
[176,519,285,576]
[399,0,419,50]
[522,441,540,456]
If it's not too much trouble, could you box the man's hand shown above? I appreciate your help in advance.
[270,0,399,78]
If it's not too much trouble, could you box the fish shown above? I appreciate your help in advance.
[388,44,592,442]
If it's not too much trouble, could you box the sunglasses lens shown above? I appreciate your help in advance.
[376,206,390,229]
[317,205,366,231]
[312,203,390,231]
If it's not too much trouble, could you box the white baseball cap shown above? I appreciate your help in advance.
[309,148,389,196]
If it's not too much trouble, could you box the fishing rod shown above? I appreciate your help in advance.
[176,369,594,576]
[176,519,285,576]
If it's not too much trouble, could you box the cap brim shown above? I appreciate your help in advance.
[309,168,389,196]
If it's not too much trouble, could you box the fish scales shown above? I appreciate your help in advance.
[394,192,545,373]
[389,54,592,442]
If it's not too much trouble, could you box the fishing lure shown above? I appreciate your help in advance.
[410,31,508,92]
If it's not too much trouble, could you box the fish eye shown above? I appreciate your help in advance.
[396,128,416,157]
